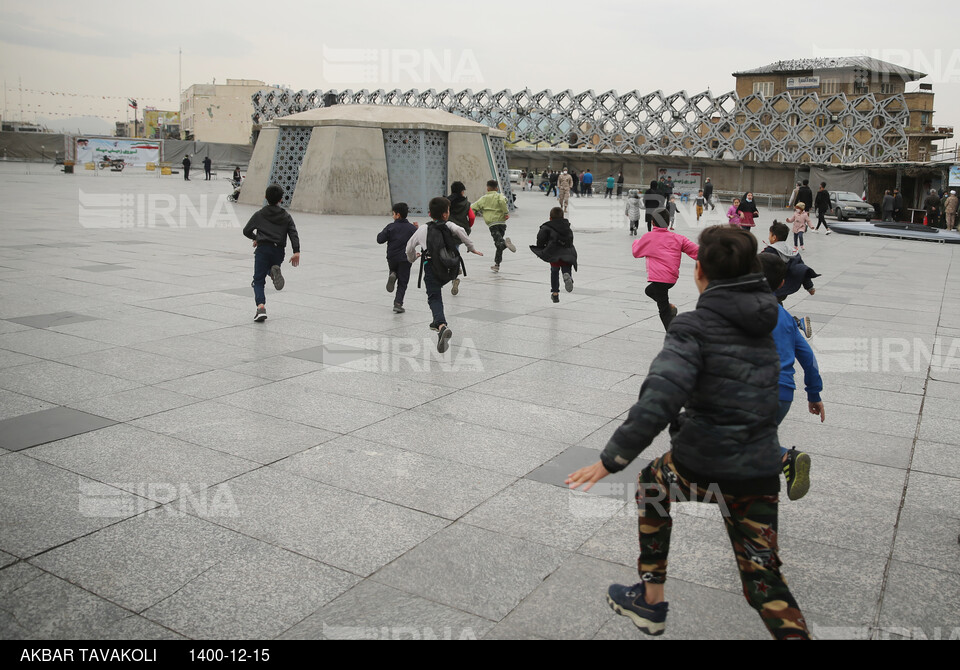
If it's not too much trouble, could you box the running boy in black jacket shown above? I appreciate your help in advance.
[377,203,418,313]
[567,225,810,640]
[242,184,301,322]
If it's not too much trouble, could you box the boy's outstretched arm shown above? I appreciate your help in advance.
[795,329,825,422]
[568,326,702,491]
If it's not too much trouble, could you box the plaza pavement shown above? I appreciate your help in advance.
[0,162,958,640]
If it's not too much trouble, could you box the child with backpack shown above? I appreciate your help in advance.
[761,221,820,338]
[758,253,826,501]
[530,207,578,303]
[631,215,699,331]
[405,197,483,353]
[471,180,514,273]
[625,189,642,236]
[376,202,418,314]
[567,225,811,640]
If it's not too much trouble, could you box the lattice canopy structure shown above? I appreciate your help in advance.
[252,88,910,165]
[239,105,511,216]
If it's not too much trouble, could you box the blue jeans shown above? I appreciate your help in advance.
[252,244,284,306]
[777,400,792,458]
[422,261,447,327]
[550,263,572,293]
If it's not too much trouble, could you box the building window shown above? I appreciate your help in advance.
[788,113,799,127]
[821,78,841,95]
[815,114,828,128]
[753,81,774,97]
[920,112,931,126]
[880,83,895,94]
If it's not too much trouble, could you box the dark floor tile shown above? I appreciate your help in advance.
[0,407,116,452]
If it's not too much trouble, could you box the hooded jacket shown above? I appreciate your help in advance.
[601,274,783,488]
[762,243,819,300]
[243,205,300,252]
[447,193,471,233]
[530,218,578,269]
[624,190,643,220]
[796,185,814,212]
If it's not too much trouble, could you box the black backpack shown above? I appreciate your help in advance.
[418,220,466,287]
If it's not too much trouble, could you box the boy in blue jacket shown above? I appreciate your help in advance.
[758,253,826,502]
[376,203,418,314]
[567,225,810,640]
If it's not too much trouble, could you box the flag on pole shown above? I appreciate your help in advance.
[128,99,138,109]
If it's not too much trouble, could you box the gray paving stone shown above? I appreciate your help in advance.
[463,479,624,551]
[217,378,402,433]
[142,543,358,639]
[350,409,568,477]
[227,355,325,381]
[130,401,336,464]
[280,580,491,640]
[877,561,960,636]
[777,417,914,468]
[911,440,960,479]
[31,513,255,612]
[468,376,636,419]
[76,264,134,272]
[0,328,114,361]
[0,551,16,569]
[0,572,134,640]
[892,508,960,576]
[286,368,455,410]
[28,424,258,504]
[0,407,117,452]
[373,522,568,621]
[526,445,652,497]
[0,454,146,557]
[0,360,140,405]
[419,391,610,445]
[0,561,45,598]
[6,312,100,329]
[917,415,960,446]
[67,386,199,422]
[154,369,269,399]
[902,472,960,519]
[778,492,898,557]
[62,347,214,385]
[207,467,448,576]
[0,388,55,421]
[274,435,514,519]
[0,348,40,371]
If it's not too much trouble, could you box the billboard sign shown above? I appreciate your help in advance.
[76,138,160,166]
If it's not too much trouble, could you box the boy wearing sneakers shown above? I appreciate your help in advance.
[759,253,826,501]
[471,180,514,273]
[406,197,483,353]
[242,184,301,322]
[377,203,418,314]
[567,226,811,640]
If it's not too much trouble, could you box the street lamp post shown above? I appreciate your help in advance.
[41,145,44,163]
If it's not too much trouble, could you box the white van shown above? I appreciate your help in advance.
[508,169,522,184]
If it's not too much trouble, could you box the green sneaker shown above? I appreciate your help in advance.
[783,447,811,501]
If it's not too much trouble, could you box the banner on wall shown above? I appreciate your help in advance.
[76,138,160,166]
[949,165,960,187]
[656,168,702,195]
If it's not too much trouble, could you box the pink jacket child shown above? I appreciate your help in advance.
[727,204,743,227]
[786,209,810,233]
[632,227,699,331]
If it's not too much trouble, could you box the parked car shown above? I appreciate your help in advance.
[830,191,873,221]
[508,169,522,184]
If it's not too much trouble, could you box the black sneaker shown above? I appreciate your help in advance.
[254,307,267,322]
[387,272,397,293]
[606,582,668,636]
[270,265,285,291]
[551,293,560,303]
[393,303,405,314]
[782,447,812,501]
[437,325,452,353]
[429,322,440,331]
[563,272,574,293]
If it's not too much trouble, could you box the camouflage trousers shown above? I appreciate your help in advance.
[637,453,810,640]
[558,189,571,211]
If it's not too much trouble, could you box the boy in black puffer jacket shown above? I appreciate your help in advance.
[567,225,809,640]
[530,207,578,303]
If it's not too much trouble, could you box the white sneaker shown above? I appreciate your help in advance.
[491,265,500,273]
[505,237,517,253]
[451,278,460,296]
[826,230,832,235]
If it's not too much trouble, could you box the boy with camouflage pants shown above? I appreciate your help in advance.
[471,180,515,272]
[568,225,810,640]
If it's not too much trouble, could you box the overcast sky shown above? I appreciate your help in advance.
[2,0,958,150]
